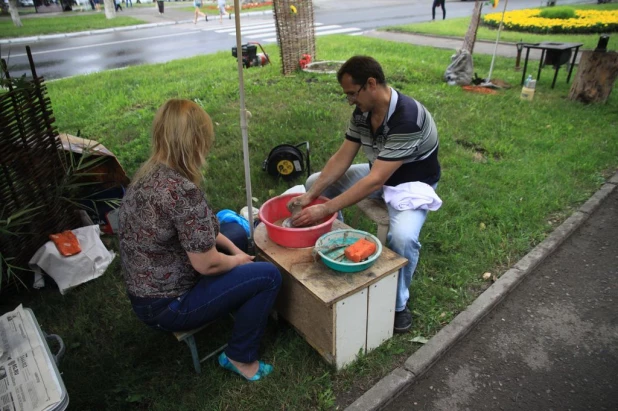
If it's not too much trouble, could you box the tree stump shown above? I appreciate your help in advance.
[568,50,618,104]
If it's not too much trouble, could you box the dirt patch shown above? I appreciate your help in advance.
[455,139,502,161]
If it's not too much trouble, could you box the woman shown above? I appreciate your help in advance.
[218,0,227,24]
[193,0,207,24]
[118,99,281,381]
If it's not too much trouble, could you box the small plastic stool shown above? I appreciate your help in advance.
[174,323,227,374]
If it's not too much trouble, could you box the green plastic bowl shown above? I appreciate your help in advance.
[315,229,382,273]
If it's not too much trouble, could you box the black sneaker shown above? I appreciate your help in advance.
[394,308,412,334]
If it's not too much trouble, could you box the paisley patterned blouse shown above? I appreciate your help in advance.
[118,165,219,298]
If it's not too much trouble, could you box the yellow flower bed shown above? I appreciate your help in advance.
[482,9,618,34]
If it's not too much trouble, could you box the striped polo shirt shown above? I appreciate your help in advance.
[345,88,440,187]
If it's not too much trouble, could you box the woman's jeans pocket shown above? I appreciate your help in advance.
[131,296,177,330]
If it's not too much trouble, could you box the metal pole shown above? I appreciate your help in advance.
[234,0,255,244]
[515,40,523,71]
[486,0,509,83]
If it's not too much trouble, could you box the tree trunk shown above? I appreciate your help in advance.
[568,50,618,104]
[462,0,483,55]
[104,0,116,18]
[8,0,23,28]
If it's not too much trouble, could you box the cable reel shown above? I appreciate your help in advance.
[262,141,311,181]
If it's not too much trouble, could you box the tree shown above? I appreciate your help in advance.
[7,0,23,28]
[462,0,483,54]
[103,0,116,19]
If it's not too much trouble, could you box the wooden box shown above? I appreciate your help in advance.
[255,221,407,369]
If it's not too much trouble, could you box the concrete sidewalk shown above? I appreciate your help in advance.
[365,30,584,66]
[347,175,618,410]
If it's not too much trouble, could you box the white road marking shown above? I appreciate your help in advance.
[316,27,362,35]
[215,23,279,33]
[261,26,362,43]
[1,22,361,59]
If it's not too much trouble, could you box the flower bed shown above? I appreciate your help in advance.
[482,8,618,34]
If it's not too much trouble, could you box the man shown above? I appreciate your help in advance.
[289,56,441,333]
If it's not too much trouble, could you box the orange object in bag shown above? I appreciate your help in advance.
[49,230,82,257]
[344,238,377,263]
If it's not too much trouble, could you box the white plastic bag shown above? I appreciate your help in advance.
[444,49,474,86]
[29,225,115,294]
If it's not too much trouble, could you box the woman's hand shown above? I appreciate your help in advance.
[290,204,332,227]
[233,253,255,266]
[188,246,253,275]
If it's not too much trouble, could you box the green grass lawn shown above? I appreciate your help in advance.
[1,33,617,410]
[0,13,146,38]
[384,3,618,50]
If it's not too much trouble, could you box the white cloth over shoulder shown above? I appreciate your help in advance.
[383,182,442,211]
[29,225,115,295]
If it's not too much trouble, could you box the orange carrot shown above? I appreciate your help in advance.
[344,238,376,263]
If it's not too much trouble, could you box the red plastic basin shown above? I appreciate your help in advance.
[258,193,337,248]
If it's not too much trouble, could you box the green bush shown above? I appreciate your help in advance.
[538,6,577,20]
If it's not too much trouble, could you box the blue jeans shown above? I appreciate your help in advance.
[306,164,436,312]
[129,224,281,363]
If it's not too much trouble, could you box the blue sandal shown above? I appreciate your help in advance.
[218,352,273,381]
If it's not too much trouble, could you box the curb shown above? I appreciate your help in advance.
[0,10,272,45]
[0,20,178,44]
[346,171,618,411]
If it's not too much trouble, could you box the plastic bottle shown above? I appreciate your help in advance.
[520,76,536,101]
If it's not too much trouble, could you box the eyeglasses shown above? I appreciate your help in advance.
[345,81,367,102]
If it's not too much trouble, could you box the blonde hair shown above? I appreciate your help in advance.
[132,99,214,186]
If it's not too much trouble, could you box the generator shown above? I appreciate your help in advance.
[232,42,270,68]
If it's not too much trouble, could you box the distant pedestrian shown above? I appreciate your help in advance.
[432,0,446,21]
[125,0,132,8]
[93,0,101,12]
[193,0,208,24]
[115,0,122,12]
[218,0,227,24]
[156,0,164,14]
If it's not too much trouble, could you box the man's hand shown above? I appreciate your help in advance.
[286,193,314,213]
[290,204,333,227]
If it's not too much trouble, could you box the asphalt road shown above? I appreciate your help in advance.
[1,0,594,80]
[384,186,618,411]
